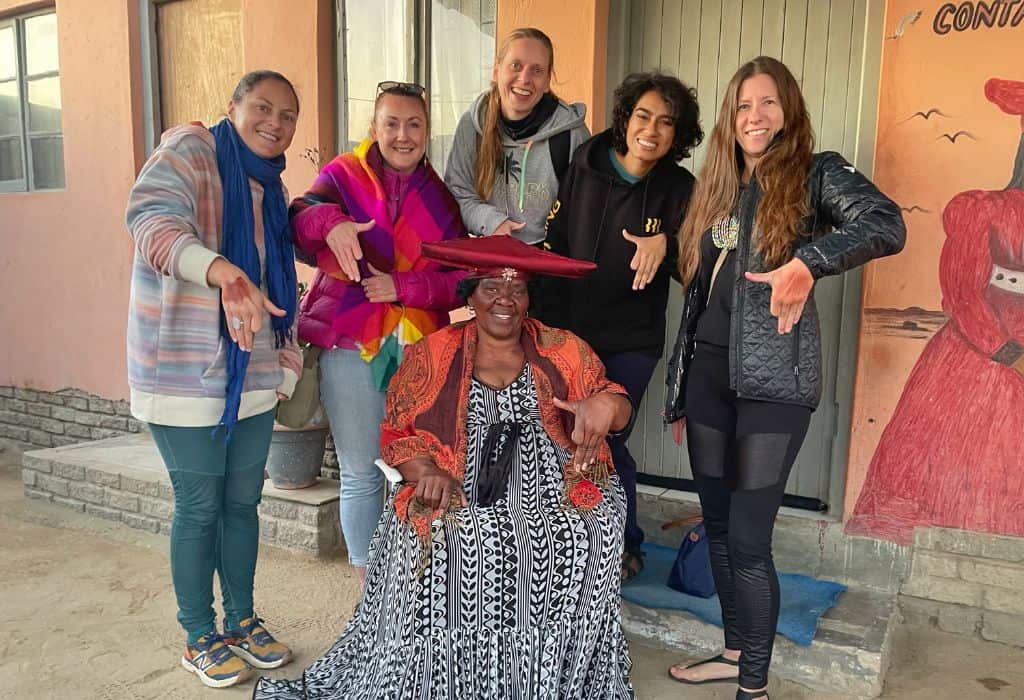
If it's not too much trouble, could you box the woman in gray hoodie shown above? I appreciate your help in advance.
[444,27,590,245]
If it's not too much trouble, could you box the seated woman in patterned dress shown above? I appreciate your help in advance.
[254,236,636,699]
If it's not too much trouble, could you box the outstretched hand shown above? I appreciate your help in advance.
[208,259,286,352]
[622,229,667,290]
[326,219,376,282]
[744,257,814,334]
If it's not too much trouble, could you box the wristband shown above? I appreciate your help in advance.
[992,339,1024,366]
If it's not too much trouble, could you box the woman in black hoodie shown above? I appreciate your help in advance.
[539,72,703,581]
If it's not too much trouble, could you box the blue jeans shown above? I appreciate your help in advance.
[148,409,275,645]
[320,348,387,567]
[598,350,660,553]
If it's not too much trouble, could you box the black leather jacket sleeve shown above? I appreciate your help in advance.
[794,151,907,279]
[663,152,907,423]
[664,279,703,423]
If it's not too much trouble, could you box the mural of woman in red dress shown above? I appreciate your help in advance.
[848,78,1024,544]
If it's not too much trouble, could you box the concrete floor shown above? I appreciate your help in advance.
[2,440,1022,699]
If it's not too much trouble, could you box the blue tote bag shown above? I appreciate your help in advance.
[666,519,717,598]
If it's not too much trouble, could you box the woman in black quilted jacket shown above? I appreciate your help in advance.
[663,57,905,700]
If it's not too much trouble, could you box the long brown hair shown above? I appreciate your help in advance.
[475,27,556,202]
[677,56,814,285]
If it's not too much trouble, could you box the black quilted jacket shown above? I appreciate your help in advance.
[664,151,906,421]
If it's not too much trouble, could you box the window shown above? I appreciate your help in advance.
[0,9,64,192]
[339,0,495,169]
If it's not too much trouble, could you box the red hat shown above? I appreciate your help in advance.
[420,236,596,281]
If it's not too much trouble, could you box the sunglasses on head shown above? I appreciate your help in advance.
[376,81,427,98]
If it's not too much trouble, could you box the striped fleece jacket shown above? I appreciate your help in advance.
[126,123,301,427]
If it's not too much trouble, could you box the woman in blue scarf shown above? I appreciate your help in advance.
[125,70,302,689]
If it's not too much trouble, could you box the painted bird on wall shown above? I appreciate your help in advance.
[885,9,923,39]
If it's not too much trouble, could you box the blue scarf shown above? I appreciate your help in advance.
[210,118,297,436]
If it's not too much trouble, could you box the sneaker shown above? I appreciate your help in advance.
[223,616,293,669]
[181,633,253,688]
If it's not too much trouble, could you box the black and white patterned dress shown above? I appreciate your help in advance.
[254,364,634,699]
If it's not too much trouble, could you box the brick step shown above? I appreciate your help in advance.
[630,485,907,698]
[636,484,911,593]
[898,527,1024,648]
[622,585,898,699]
[21,434,342,557]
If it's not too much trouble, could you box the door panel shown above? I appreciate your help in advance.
[156,0,242,130]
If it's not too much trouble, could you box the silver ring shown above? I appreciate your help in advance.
[231,316,243,331]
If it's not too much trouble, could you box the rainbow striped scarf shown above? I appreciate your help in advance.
[312,139,463,388]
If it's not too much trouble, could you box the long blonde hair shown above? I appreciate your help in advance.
[677,56,814,285]
[475,27,556,202]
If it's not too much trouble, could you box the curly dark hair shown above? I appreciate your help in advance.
[454,276,482,304]
[455,276,541,310]
[611,72,702,162]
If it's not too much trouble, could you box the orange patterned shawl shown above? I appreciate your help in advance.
[380,318,628,557]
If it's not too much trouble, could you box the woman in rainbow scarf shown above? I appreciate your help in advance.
[290,81,467,585]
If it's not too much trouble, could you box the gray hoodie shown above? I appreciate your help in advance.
[444,92,590,245]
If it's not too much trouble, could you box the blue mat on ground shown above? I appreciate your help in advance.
[621,543,846,646]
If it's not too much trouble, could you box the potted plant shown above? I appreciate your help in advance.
[266,281,330,489]
[266,408,329,490]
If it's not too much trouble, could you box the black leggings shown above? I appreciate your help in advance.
[684,342,811,689]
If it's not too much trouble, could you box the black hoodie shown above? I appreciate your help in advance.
[537,129,695,357]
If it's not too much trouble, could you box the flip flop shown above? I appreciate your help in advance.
[667,653,740,685]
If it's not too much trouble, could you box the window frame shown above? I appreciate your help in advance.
[336,0,427,154]
[139,0,162,158]
[335,0,347,152]
[0,7,64,193]
[335,0,494,165]
[139,0,249,157]
[0,16,28,193]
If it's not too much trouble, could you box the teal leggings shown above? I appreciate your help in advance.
[149,410,275,645]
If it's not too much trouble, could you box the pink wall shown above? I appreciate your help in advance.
[0,0,334,399]
[0,0,140,399]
